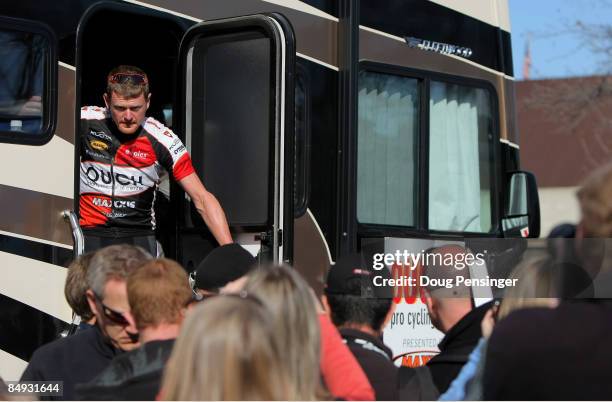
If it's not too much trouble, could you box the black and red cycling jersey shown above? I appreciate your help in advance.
[80,106,195,236]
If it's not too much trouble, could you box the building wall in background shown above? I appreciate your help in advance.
[516,76,611,236]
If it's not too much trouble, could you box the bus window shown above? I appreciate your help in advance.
[428,81,494,232]
[0,17,55,145]
[357,71,419,227]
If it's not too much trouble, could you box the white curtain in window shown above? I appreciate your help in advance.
[429,82,481,231]
[357,73,417,226]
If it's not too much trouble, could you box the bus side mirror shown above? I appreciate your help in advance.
[502,171,540,238]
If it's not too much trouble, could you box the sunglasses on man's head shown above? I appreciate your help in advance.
[94,295,130,326]
[108,72,148,86]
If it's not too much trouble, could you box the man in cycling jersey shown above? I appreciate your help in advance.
[80,65,232,255]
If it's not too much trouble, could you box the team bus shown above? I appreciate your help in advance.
[0,0,540,378]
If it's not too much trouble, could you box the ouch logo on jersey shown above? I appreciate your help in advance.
[90,140,109,151]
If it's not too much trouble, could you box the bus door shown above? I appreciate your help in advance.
[175,14,295,271]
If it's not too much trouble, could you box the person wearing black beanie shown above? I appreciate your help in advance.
[191,243,256,298]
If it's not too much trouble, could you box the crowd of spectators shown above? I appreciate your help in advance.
[1,161,610,401]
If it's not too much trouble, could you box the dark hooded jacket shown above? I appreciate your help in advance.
[74,339,174,400]
[398,301,491,399]
[340,328,399,400]
[427,301,492,392]
[20,325,120,400]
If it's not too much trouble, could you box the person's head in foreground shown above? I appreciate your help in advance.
[103,65,150,135]
[161,294,290,400]
[86,244,152,351]
[481,162,612,401]
[496,256,559,321]
[65,252,96,325]
[421,245,473,333]
[127,258,193,342]
[323,253,395,336]
[244,264,325,400]
[577,161,612,239]
[191,243,256,299]
[574,161,612,283]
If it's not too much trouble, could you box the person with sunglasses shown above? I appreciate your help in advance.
[75,258,193,400]
[21,245,151,400]
[79,65,233,256]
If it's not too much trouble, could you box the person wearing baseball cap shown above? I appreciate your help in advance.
[322,253,398,400]
[190,243,257,299]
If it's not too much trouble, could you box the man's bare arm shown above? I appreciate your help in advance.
[178,172,233,245]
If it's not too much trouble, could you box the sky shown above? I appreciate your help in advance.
[509,0,611,79]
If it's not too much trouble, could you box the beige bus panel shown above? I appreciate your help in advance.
[430,0,511,31]
[0,251,71,322]
[125,0,338,69]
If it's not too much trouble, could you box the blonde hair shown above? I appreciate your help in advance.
[161,295,290,400]
[244,265,325,400]
[577,162,612,238]
[498,257,558,320]
[106,65,150,98]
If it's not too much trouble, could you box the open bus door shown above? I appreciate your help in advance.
[174,14,295,271]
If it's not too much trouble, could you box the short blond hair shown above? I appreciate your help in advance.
[127,259,192,330]
[106,65,149,98]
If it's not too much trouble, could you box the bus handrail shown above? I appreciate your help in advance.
[62,210,84,257]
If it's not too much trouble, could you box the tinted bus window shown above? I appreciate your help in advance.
[357,71,419,227]
[0,29,46,135]
[428,81,494,232]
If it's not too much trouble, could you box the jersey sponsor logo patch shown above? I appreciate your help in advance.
[81,162,157,196]
[89,130,112,141]
[92,197,136,209]
[105,212,128,218]
[90,140,109,151]
[85,165,144,188]
[125,148,149,160]
[169,138,181,150]
[85,149,108,159]
[169,139,186,155]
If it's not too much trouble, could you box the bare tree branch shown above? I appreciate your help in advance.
[520,1,611,165]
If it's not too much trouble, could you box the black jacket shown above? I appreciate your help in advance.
[398,301,491,399]
[74,339,175,401]
[484,301,612,400]
[340,328,399,400]
[20,325,121,400]
[427,301,491,393]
